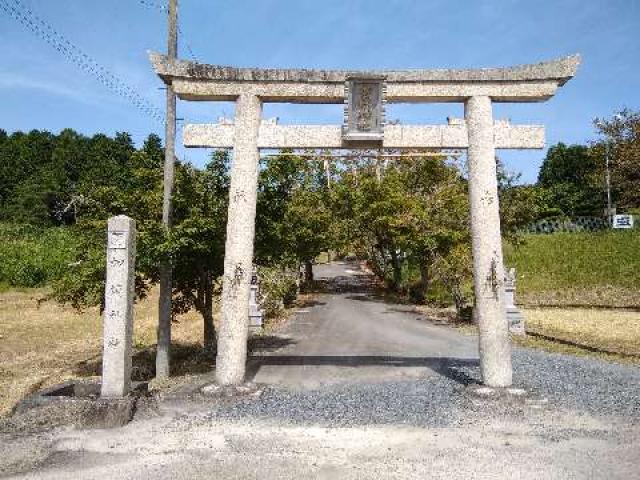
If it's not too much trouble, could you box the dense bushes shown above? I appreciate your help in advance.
[0,223,79,288]
[257,266,299,318]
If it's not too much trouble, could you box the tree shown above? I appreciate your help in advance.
[537,142,601,216]
[167,151,229,351]
[286,187,333,282]
[255,151,332,281]
[255,152,306,265]
[0,129,58,224]
[593,109,640,211]
[329,153,473,313]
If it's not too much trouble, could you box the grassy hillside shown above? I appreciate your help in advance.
[504,230,640,307]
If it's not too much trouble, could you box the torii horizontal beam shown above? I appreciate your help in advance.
[183,122,545,150]
[150,52,580,103]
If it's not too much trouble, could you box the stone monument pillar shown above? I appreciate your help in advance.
[465,96,513,388]
[216,94,263,386]
[101,215,136,398]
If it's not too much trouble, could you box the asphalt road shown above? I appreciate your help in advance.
[2,262,639,479]
[250,262,477,388]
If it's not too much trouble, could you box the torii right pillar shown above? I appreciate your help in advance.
[466,95,511,387]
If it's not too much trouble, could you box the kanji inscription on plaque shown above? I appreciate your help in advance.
[343,77,385,143]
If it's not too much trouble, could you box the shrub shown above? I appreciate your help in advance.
[0,224,79,288]
[257,265,299,318]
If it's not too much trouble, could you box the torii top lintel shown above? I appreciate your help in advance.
[149,52,580,104]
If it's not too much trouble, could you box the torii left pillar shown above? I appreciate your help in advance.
[216,94,263,385]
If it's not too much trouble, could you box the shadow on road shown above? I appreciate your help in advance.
[247,355,479,386]
[72,335,297,382]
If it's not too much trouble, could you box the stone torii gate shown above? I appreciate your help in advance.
[150,53,579,389]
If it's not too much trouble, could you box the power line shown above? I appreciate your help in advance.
[177,25,198,62]
[138,0,167,12]
[0,0,165,125]
[137,0,198,62]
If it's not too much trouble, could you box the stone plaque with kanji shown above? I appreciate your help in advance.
[343,77,385,143]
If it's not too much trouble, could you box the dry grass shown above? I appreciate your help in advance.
[522,307,640,357]
[0,286,310,417]
[517,286,640,309]
[0,287,204,417]
[415,304,640,363]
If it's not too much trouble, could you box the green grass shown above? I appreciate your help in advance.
[504,230,640,307]
[0,223,79,288]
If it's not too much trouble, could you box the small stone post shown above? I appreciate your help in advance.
[101,216,136,398]
[504,268,525,335]
[216,94,262,386]
[249,266,264,328]
[465,96,513,388]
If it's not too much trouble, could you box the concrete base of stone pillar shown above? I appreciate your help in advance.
[12,380,149,430]
[507,307,526,335]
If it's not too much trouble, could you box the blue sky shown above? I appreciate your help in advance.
[1,0,638,183]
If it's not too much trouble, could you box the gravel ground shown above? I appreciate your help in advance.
[173,347,639,430]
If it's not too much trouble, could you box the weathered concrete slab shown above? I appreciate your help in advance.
[3,381,149,433]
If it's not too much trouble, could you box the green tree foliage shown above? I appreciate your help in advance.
[167,152,229,350]
[593,109,640,211]
[50,133,165,309]
[0,224,78,288]
[330,154,472,313]
[499,184,555,233]
[255,152,332,280]
[10,116,638,330]
[496,158,556,234]
[537,142,602,216]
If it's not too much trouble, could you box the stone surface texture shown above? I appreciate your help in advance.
[150,53,579,103]
[170,79,565,103]
[150,51,579,84]
[184,122,544,149]
[101,215,136,398]
[465,96,513,387]
[4,381,147,433]
[215,94,263,386]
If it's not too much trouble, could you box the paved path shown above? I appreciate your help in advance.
[251,262,477,388]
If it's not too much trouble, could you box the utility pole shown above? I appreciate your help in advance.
[156,0,178,379]
[605,141,613,224]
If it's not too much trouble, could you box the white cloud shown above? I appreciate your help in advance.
[0,71,108,107]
